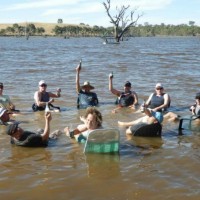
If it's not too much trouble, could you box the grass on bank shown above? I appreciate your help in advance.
[0,22,76,35]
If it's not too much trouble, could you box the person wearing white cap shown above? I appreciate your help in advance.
[143,83,178,122]
[145,83,170,112]
[76,62,98,109]
[33,80,61,112]
[0,82,16,111]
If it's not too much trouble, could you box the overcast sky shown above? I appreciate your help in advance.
[0,0,199,26]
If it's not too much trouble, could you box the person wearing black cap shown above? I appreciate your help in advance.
[6,112,52,147]
[190,92,200,116]
[109,75,138,112]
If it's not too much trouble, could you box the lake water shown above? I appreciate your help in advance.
[0,36,200,200]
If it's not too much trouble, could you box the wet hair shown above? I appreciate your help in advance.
[84,107,103,127]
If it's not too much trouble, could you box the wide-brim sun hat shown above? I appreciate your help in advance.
[81,81,94,90]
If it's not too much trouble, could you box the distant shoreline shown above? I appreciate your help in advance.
[1,22,200,37]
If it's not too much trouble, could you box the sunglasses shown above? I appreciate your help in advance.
[156,87,163,90]
[40,84,47,87]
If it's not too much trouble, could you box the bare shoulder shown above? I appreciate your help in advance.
[163,93,170,98]
[149,92,154,98]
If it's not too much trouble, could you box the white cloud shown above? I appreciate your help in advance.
[42,9,65,16]
[3,0,172,12]
[132,0,172,10]
[41,2,103,16]
[3,0,78,11]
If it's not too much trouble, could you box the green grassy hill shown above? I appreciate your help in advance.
[0,22,77,35]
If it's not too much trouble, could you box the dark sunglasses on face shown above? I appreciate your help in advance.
[40,84,47,87]
[156,87,163,90]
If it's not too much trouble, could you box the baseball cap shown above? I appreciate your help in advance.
[38,80,47,86]
[124,81,131,87]
[155,83,163,89]
[6,123,19,136]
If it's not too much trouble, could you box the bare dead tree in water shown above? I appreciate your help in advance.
[103,0,142,42]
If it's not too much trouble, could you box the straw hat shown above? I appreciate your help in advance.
[81,81,94,90]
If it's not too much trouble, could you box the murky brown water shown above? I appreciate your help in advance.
[1,36,200,199]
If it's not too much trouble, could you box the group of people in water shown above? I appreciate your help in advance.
[1,62,200,148]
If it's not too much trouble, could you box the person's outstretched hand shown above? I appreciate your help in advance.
[76,64,81,73]
[45,112,52,122]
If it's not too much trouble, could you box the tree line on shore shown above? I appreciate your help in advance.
[0,22,200,38]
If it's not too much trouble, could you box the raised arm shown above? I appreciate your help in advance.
[75,63,81,93]
[41,112,52,141]
[109,74,120,96]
